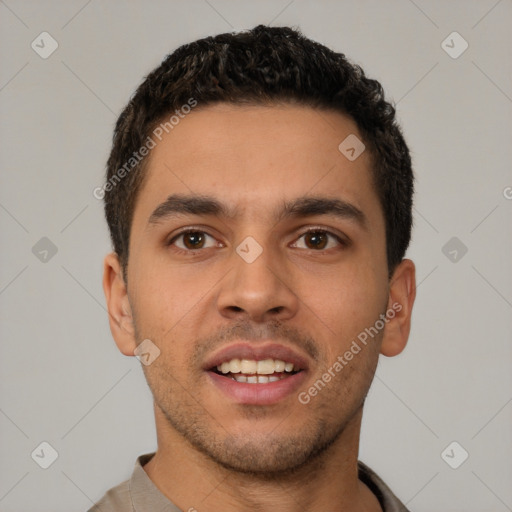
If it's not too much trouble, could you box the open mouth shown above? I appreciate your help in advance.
[210,358,302,384]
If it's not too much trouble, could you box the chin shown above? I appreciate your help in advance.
[189,418,340,477]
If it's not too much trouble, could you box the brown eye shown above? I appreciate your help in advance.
[304,231,328,250]
[171,231,217,251]
[183,232,205,249]
[292,229,344,251]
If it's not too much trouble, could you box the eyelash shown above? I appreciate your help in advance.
[167,227,348,255]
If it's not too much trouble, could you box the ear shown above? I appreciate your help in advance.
[380,258,416,357]
[102,253,137,356]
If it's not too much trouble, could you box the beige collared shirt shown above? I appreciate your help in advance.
[87,452,411,512]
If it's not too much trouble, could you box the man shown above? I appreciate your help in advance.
[92,24,416,512]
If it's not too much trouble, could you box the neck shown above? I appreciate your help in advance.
[143,403,382,512]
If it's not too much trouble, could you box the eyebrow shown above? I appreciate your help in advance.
[147,193,367,230]
[279,196,367,230]
[147,194,238,225]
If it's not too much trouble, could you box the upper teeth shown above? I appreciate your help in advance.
[216,358,295,375]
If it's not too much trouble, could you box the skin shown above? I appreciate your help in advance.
[103,103,416,512]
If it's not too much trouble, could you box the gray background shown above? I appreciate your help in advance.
[1,0,511,511]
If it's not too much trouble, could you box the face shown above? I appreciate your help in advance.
[106,103,414,475]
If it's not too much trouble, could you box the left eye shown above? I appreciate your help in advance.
[292,230,343,250]
[171,231,218,250]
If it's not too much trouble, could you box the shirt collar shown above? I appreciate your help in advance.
[130,452,180,511]
[129,452,409,512]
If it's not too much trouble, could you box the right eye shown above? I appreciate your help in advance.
[168,229,219,252]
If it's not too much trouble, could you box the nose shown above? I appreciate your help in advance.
[216,240,299,323]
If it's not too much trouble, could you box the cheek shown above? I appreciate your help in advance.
[130,257,211,330]
[129,260,223,374]
[309,264,384,317]
[301,263,387,356]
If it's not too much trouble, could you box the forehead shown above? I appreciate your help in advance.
[132,103,382,230]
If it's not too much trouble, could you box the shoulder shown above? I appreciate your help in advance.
[86,477,132,512]
[358,460,411,512]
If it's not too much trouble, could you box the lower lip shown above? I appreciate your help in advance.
[207,371,307,405]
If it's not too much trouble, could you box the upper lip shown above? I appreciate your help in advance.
[203,341,310,371]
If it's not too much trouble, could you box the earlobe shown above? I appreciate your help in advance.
[103,253,137,356]
[380,259,416,357]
